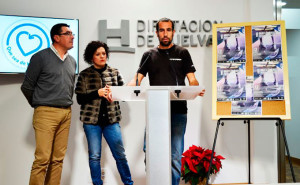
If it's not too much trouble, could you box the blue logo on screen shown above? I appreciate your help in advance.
[16,31,43,56]
[4,22,50,69]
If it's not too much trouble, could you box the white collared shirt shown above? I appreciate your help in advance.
[50,44,69,61]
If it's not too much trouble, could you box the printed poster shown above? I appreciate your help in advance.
[217,63,246,101]
[252,25,282,61]
[217,26,246,63]
[253,61,284,100]
[231,100,262,115]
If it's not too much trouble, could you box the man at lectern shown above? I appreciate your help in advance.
[128,17,205,185]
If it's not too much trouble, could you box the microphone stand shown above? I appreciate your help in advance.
[167,51,181,98]
[134,53,151,96]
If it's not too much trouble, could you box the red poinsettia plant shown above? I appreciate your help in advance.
[181,145,225,185]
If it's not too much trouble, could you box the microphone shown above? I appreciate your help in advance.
[167,52,181,97]
[134,52,151,96]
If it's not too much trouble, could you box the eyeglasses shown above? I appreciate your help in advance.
[58,32,75,36]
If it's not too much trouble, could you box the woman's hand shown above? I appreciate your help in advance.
[107,92,113,103]
[98,85,112,100]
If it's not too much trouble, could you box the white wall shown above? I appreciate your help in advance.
[281,8,300,159]
[282,9,300,29]
[0,0,278,184]
[285,29,300,159]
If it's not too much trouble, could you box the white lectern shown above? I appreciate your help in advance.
[111,86,203,185]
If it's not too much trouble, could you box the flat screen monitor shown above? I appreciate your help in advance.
[0,14,79,74]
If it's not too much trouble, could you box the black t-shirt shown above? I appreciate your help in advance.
[138,45,196,113]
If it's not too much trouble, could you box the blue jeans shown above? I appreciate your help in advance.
[144,113,187,185]
[83,123,133,185]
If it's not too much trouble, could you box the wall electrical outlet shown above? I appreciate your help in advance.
[101,168,106,182]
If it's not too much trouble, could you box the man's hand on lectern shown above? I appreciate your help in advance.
[199,89,205,97]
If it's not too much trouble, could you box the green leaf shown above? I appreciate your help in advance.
[185,167,191,174]
[191,177,200,185]
[195,165,201,173]
[212,165,217,173]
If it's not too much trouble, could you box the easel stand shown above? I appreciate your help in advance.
[205,118,296,185]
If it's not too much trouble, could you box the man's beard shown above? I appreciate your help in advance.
[160,40,172,47]
[159,36,173,47]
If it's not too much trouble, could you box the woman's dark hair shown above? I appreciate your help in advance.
[83,41,109,65]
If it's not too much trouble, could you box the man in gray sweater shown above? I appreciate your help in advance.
[21,23,76,185]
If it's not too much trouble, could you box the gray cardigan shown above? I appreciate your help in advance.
[21,48,76,107]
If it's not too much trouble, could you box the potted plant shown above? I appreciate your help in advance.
[181,145,225,185]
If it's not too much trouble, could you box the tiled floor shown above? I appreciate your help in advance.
[286,159,300,182]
